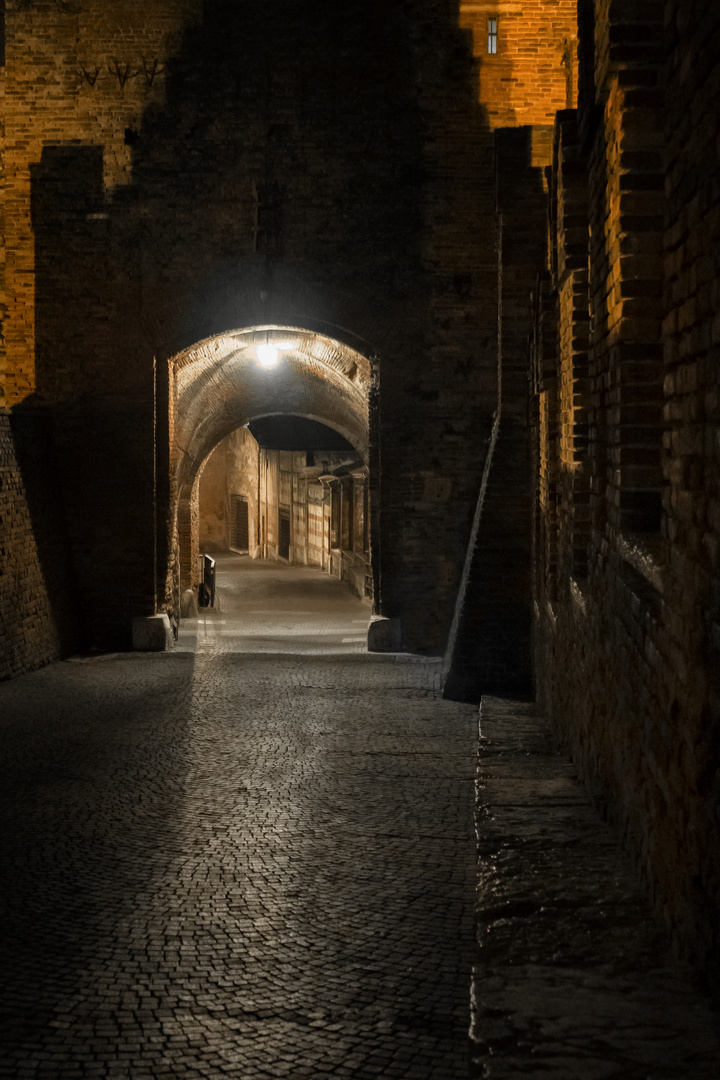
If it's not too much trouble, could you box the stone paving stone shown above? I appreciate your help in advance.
[0,621,476,1078]
[471,696,720,1079]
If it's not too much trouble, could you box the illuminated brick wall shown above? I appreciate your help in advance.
[531,0,720,978]
[1,0,201,408]
[459,0,578,129]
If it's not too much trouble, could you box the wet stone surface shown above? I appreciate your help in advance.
[0,646,477,1079]
[472,697,720,1079]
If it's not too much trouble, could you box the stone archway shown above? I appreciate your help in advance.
[164,325,374,621]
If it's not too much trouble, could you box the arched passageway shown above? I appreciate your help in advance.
[164,326,374,626]
[178,553,371,654]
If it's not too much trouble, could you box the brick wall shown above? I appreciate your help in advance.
[2,0,201,407]
[1,0,497,658]
[198,438,232,552]
[441,2,576,685]
[460,0,578,128]
[2,0,196,650]
[531,0,720,978]
[2,1,572,668]
[444,125,551,700]
[0,411,77,678]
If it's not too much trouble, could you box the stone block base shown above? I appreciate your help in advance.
[132,614,174,652]
[367,615,402,652]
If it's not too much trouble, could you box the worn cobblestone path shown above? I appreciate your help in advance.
[5,560,719,1078]
[471,698,720,1079]
[0,562,477,1079]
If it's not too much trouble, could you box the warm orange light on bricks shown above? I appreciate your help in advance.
[459,0,578,128]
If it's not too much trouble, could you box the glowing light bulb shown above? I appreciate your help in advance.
[257,344,278,367]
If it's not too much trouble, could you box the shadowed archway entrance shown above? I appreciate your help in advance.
[163,325,375,628]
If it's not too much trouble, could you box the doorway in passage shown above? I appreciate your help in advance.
[231,495,249,553]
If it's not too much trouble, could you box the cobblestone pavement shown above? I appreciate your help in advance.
[180,555,372,655]
[3,563,720,1078]
[471,697,720,1079]
[0,562,477,1079]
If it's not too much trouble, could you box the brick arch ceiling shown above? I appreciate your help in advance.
[172,326,371,491]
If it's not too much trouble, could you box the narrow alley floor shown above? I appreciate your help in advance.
[0,560,477,1079]
[1,560,718,1078]
[178,554,372,655]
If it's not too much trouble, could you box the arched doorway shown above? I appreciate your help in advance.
[164,325,374,625]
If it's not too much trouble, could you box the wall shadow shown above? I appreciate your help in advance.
[443,126,548,701]
[26,0,499,656]
[29,144,157,650]
[4,406,81,661]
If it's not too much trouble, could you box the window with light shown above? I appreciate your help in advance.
[488,16,498,54]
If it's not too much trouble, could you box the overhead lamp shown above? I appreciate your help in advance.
[256,339,293,368]
[257,343,279,367]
